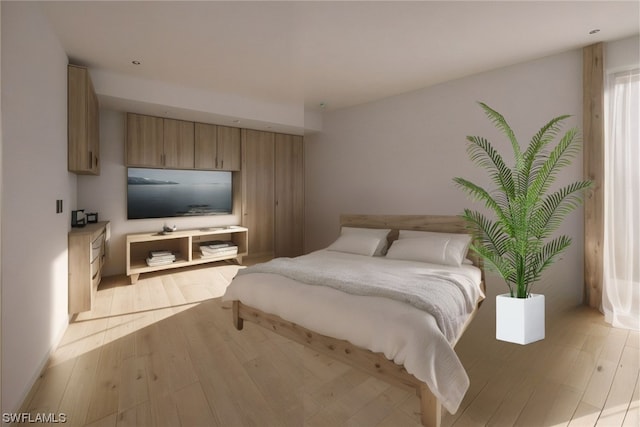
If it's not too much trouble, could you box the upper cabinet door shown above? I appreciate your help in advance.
[194,123,217,169]
[195,123,240,171]
[68,65,100,175]
[126,113,164,167]
[163,118,195,169]
[216,125,241,171]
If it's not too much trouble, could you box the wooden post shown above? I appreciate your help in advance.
[583,42,605,308]
[419,383,441,427]
[232,300,244,330]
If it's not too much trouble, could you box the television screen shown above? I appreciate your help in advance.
[127,168,233,219]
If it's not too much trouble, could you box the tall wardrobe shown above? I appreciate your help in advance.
[241,129,304,261]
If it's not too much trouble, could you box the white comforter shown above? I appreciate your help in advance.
[222,250,484,414]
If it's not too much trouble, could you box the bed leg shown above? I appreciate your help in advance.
[232,300,244,330]
[418,383,441,427]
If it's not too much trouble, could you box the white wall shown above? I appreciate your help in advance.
[305,49,586,312]
[77,110,242,276]
[606,35,640,72]
[1,2,75,413]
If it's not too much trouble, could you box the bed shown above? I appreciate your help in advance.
[223,214,486,427]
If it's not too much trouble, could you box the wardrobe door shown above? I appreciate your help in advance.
[242,129,275,260]
[275,134,304,257]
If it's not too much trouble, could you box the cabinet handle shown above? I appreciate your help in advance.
[221,159,224,169]
[215,157,218,169]
[88,151,92,167]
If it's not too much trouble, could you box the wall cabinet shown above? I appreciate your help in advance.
[126,113,194,168]
[68,65,100,175]
[195,123,241,171]
[163,118,195,168]
[68,222,109,313]
[242,130,304,260]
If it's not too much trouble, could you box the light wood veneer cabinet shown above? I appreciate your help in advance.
[68,65,100,175]
[242,130,304,260]
[68,222,109,314]
[126,113,195,168]
[195,123,241,170]
[242,129,275,260]
[275,133,305,257]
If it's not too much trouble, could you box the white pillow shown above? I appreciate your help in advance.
[386,230,472,266]
[326,227,391,256]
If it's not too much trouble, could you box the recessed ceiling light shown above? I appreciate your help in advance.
[232,120,241,124]
[132,60,141,65]
[589,29,600,35]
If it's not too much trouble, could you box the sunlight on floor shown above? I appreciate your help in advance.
[49,263,242,367]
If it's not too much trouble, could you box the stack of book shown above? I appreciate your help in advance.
[146,250,176,266]
[200,241,238,258]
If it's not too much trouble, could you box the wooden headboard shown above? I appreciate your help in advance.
[340,214,485,282]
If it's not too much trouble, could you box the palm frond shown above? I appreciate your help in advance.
[527,127,581,206]
[461,209,511,255]
[453,177,511,225]
[477,103,525,189]
[520,115,570,191]
[524,235,572,292]
[530,181,592,238]
[465,135,516,200]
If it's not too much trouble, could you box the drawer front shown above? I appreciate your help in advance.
[91,265,102,290]
[91,256,101,279]
[91,232,105,263]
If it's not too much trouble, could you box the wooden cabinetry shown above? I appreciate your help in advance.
[126,226,248,283]
[195,123,241,170]
[163,118,195,168]
[242,130,304,260]
[68,65,100,175]
[126,113,194,168]
[242,130,275,260]
[68,222,109,313]
[275,134,305,257]
[126,113,163,167]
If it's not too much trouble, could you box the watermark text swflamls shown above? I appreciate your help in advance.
[2,412,67,423]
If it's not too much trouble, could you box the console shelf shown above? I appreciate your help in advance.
[126,226,248,283]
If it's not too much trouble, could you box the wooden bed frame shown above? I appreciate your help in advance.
[231,214,486,427]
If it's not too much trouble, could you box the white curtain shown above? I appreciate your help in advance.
[602,68,640,331]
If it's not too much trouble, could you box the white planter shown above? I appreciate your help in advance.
[496,293,545,345]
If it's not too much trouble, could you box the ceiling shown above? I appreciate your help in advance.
[41,1,639,116]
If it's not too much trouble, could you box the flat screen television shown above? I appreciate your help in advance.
[127,168,233,219]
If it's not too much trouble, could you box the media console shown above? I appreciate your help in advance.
[126,226,248,283]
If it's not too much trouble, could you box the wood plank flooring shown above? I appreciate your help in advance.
[19,263,639,426]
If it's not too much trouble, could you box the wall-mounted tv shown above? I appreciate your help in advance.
[127,168,233,220]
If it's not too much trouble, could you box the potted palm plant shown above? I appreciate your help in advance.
[454,102,591,344]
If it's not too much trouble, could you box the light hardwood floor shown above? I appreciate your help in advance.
[19,263,639,426]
